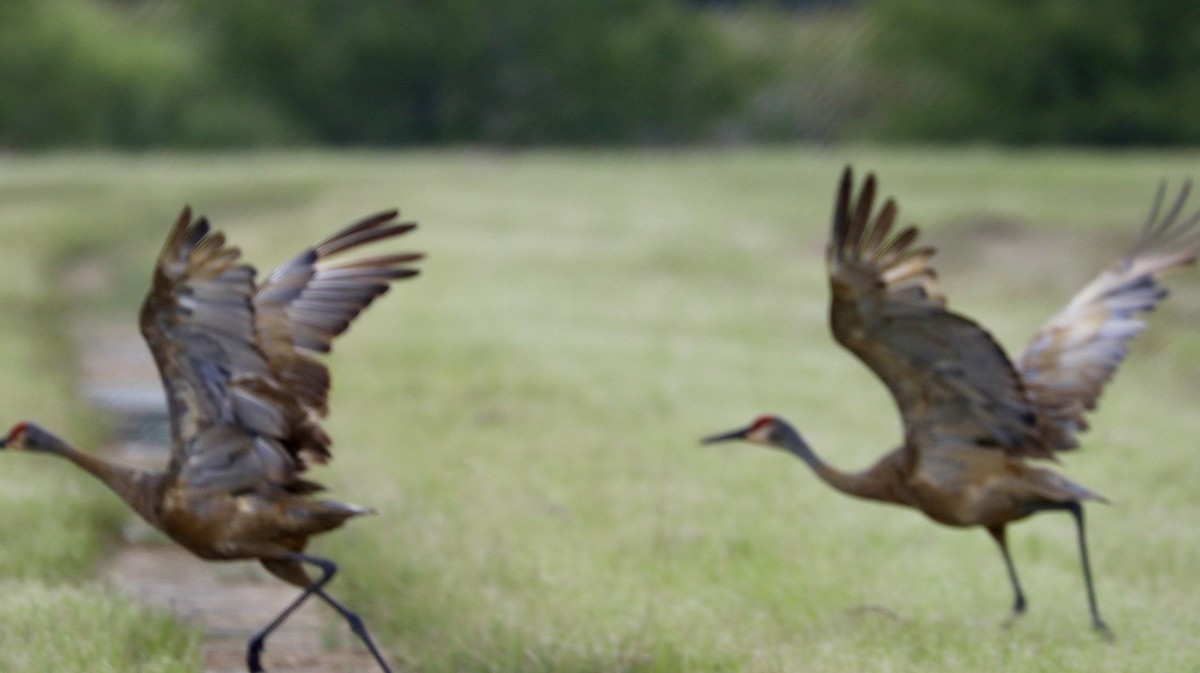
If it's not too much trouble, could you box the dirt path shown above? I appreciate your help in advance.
[75,319,378,673]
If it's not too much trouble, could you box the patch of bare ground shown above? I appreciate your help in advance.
[74,317,385,672]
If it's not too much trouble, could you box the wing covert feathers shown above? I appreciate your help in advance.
[141,207,421,494]
[1018,180,1200,451]
[828,167,1047,459]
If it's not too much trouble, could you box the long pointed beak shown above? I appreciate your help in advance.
[701,425,751,445]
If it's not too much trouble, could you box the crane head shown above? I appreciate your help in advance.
[702,415,788,448]
[0,422,42,451]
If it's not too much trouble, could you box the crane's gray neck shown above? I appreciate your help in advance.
[774,422,838,476]
[35,429,167,528]
[774,423,895,503]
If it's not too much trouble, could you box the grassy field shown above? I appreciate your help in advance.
[2,148,1200,672]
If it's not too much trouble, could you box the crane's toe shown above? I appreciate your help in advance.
[246,638,267,672]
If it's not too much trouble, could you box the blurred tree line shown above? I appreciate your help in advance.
[1,0,1198,148]
[0,0,765,148]
[871,0,1200,144]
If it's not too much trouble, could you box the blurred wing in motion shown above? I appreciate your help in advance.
[140,208,421,494]
[827,167,1046,458]
[1018,181,1200,451]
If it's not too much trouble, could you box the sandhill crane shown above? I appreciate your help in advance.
[705,167,1200,638]
[1,207,421,672]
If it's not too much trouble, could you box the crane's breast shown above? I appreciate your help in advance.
[908,447,1032,527]
[157,487,244,559]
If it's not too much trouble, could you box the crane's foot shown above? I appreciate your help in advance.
[1093,619,1116,643]
[1000,596,1027,630]
[246,637,267,672]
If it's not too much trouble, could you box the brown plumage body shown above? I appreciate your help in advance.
[2,207,422,671]
[706,167,1200,636]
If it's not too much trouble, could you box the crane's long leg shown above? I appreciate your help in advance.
[986,524,1027,623]
[1065,502,1114,641]
[312,585,394,672]
[247,553,393,673]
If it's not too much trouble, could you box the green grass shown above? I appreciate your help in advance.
[0,580,196,673]
[2,148,1200,672]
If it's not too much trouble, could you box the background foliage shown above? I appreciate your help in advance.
[0,0,764,148]
[196,0,761,145]
[869,0,1200,144]
[1,0,1199,147]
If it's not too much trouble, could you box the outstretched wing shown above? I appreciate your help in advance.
[827,167,1048,459]
[1018,181,1200,451]
[139,208,420,495]
[253,210,422,465]
[140,208,299,492]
